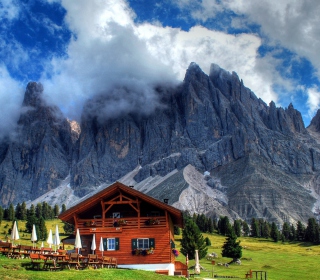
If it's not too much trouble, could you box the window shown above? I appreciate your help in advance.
[103,237,119,251]
[113,212,120,218]
[132,238,155,250]
[138,238,149,249]
[107,238,116,250]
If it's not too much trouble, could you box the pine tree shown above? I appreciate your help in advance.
[289,224,296,241]
[15,203,21,220]
[250,218,259,237]
[270,222,279,242]
[8,203,15,221]
[20,202,27,220]
[207,218,214,234]
[242,221,250,237]
[0,206,3,225]
[54,204,60,218]
[63,222,75,235]
[221,229,242,262]
[61,204,67,213]
[233,220,242,237]
[180,218,208,259]
[218,216,232,236]
[261,221,270,238]
[38,217,48,240]
[282,222,290,241]
[305,218,319,243]
[296,221,305,241]
[35,203,43,219]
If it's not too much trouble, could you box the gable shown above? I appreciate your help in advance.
[59,181,183,227]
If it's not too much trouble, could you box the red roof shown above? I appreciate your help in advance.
[58,181,183,227]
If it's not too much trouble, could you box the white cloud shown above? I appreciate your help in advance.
[306,86,320,117]
[42,0,283,121]
[42,0,177,121]
[137,24,279,104]
[0,0,20,20]
[0,65,24,139]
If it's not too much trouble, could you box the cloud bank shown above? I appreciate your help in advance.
[41,0,282,122]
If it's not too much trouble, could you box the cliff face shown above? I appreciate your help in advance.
[0,82,73,206]
[2,64,320,225]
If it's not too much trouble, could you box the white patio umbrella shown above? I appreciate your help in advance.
[41,241,44,249]
[75,229,82,254]
[99,236,104,257]
[195,250,201,274]
[53,224,60,252]
[47,229,53,248]
[31,224,37,248]
[91,234,96,254]
[10,221,20,245]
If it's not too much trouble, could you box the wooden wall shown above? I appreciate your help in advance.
[81,226,175,265]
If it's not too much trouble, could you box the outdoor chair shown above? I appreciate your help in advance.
[110,257,117,268]
[99,256,112,268]
[68,253,80,269]
[87,254,99,269]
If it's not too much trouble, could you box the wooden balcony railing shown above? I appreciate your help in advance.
[77,216,166,233]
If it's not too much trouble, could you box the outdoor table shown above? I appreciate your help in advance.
[42,253,67,270]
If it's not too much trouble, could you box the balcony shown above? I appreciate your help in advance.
[77,216,166,234]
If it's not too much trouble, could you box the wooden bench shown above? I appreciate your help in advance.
[29,253,43,270]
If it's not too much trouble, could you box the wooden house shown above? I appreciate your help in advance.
[58,181,186,275]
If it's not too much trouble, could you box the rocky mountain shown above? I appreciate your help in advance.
[0,82,73,206]
[1,64,320,226]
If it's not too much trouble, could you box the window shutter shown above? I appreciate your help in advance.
[103,238,107,251]
[131,239,137,250]
[115,237,120,250]
[149,238,155,249]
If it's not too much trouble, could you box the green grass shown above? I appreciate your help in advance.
[2,220,320,279]
[0,256,174,280]
[174,233,320,279]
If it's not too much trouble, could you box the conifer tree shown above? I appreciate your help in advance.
[289,224,296,241]
[54,204,60,218]
[61,204,67,213]
[242,221,250,237]
[0,206,3,225]
[218,216,232,235]
[8,203,15,221]
[233,220,242,237]
[261,221,270,238]
[221,229,242,262]
[305,218,320,243]
[296,221,305,241]
[180,218,207,259]
[270,222,279,242]
[20,202,27,220]
[38,217,48,240]
[282,222,290,241]
[250,218,259,237]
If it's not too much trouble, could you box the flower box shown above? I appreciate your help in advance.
[145,218,160,225]
[113,219,127,227]
[84,221,96,227]
[131,248,154,256]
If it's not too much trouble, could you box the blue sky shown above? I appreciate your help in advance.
[0,0,320,138]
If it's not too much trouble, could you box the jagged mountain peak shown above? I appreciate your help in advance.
[308,109,320,132]
[1,63,320,226]
[22,82,44,107]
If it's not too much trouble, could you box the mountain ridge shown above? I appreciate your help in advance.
[1,63,320,225]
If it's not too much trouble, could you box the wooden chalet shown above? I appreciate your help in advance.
[58,181,186,275]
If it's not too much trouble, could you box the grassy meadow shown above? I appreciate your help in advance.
[1,219,320,279]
